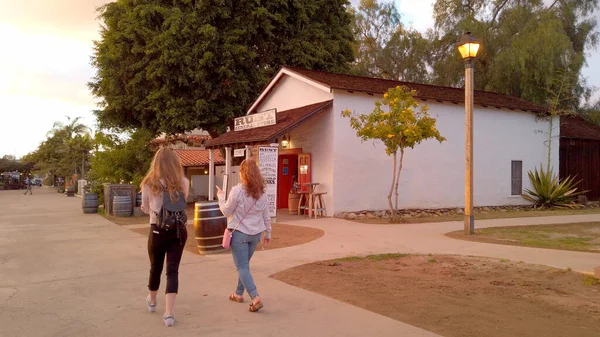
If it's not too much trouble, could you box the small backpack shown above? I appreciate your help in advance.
[156,189,187,232]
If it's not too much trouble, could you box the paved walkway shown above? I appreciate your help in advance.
[0,187,598,337]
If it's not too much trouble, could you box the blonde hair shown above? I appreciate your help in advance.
[141,148,185,202]
[240,159,265,200]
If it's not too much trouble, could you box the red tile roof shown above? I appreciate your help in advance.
[206,100,333,148]
[150,135,211,145]
[173,149,224,167]
[284,66,547,114]
[560,116,600,141]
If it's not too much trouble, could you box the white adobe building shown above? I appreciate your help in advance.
[205,66,555,216]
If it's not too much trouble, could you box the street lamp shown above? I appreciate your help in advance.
[458,31,481,235]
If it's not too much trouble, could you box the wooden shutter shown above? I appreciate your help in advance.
[511,161,522,195]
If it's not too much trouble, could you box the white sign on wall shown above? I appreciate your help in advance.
[233,148,245,157]
[258,146,278,218]
[234,109,277,131]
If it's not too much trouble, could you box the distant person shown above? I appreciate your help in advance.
[217,159,272,312]
[24,177,32,195]
[140,148,190,327]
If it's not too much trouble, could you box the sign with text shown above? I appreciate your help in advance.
[258,146,278,218]
[234,109,277,131]
[233,148,245,157]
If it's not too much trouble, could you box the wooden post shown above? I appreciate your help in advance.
[464,60,475,235]
[208,149,215,200]
[225,147,232,195]
[245,145,251,160]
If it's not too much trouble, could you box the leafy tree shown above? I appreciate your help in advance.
[342,86,445,221]
[0,155,34,174]
[89,0,355,139]
[87,129,154,190]
[351,0,430,82]
[429,0,599,110]
[24,117,93,182]
[579,98,600,125]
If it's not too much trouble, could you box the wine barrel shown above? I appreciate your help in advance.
[82,193,99,214]
[193,201,227,254]
[288,193,300,215]
[113,195,132,217]
[136,192,142,207]
[66,186,75,197]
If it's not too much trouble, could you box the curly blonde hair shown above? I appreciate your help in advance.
[140,148,185,202]
[240,159,265,200]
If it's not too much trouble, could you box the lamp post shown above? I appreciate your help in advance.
[457,31,481,235]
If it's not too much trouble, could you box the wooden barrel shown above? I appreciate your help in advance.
[66,186,75,197]
[193,201,227,254]
[136,192,142,207]
[113,195,132,217]
[288,193,300,215]
[82,193,99,214]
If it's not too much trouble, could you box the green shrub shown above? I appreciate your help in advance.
[521,166,588,209]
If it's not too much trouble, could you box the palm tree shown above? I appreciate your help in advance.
[49,116,92,179]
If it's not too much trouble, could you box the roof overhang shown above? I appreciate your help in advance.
[206,100,333,149]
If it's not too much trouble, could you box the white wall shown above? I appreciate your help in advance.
[254,75,333,114]
[287,107,335,216]
[190,175,208,198]
[332,91,559,213]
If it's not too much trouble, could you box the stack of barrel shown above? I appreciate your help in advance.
[193,201,227,254]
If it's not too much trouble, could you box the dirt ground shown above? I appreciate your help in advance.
[447,222,600,253]
[130,222,323,255]
[104,203,324,254]
[272,254,600,337]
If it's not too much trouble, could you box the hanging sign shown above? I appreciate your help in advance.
[258,146,278,217]
[234,109,277,131]
[233,148,245,157]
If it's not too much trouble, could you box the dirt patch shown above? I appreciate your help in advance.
[447,222,600,253]
[130,223,324,255]
[272,254,600,337]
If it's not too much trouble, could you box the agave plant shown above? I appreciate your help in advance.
[521,166,588,209]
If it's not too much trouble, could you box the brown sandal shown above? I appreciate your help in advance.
[229,294,244,303]
[249,301,263,312]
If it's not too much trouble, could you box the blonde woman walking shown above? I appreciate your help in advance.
[217,159,272,312]
[140,148,190,326]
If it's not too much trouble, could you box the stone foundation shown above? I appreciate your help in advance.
[334,201,600,220]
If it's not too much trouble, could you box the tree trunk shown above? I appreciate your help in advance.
[394,148,405,214]
[388,151,397,222]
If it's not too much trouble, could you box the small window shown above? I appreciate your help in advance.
[511,161,523,195]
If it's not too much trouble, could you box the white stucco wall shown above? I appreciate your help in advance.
[287,107,335,216]
[332,91,559,213]
[253,75,333,114]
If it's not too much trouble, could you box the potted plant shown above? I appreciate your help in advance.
[288,175,300,215]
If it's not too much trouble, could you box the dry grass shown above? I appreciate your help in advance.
[447,222,600,253]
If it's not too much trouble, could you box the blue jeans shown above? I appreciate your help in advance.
[231,231,262,299]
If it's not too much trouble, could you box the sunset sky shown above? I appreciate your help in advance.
[1,0,598,158]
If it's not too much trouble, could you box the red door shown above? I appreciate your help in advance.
[277,154,298,208]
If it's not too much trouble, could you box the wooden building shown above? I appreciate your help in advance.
[560,116,600,201]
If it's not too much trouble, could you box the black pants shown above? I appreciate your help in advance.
[147,224,187,294]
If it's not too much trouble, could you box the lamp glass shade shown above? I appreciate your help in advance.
[281,135,289,147]
[457,32,480,59]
